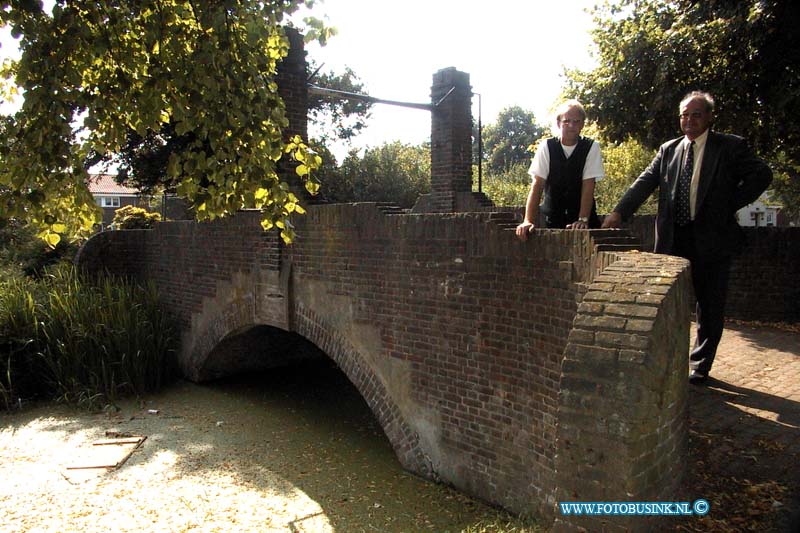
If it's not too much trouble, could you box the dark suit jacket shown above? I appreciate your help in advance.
[614,130,772,261]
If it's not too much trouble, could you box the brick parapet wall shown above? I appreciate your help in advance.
[726,227,800,322]
[553,252,692,531]
[283,205,585,513]
[626,217,800,322]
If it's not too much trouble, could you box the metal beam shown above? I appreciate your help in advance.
[308,85,434,112]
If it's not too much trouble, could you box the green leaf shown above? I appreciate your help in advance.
[44,232,61,248]
[305,180,320,194]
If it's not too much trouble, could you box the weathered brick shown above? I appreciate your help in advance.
[619,349,647,364]
[626,319,655,332]
[596,331,650,350]
[567,328,595,345]
[574,315,627,331]
[605,303,660,318]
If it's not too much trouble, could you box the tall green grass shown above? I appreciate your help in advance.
[0,264,178,410]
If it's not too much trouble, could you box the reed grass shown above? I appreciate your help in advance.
[0,264,178,410]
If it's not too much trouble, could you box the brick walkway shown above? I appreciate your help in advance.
[680,322,800,531]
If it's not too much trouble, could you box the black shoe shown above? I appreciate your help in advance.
[689,370,707,385]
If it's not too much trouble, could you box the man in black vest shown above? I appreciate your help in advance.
[516,100,605,239]
[603,91,772,384]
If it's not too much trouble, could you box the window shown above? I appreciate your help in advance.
[98,196,120,208]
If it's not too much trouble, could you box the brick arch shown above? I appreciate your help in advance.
[291,303,433,477]
[181,274,262,381]
[182,278,432,477]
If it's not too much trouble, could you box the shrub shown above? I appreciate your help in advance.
[332,142,431,208]
[596,136,658,215]
[477,162,531,207]
[0,219,78,278]
[0,264,178,410]
[112,205,162,229]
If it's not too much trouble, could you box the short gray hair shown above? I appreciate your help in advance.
[680,91,715,113]
[555,99,587,122]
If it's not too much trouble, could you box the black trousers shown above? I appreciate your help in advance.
[673,223,732,376]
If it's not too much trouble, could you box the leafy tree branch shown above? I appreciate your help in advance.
[0,0,331,245]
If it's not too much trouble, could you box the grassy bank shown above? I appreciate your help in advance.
[0,264,178,410]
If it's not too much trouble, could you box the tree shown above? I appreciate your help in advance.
[331,142,430,208]
[114,61,373,196]
[112,122,190,196]
[0,1,333,246]
[481,106,545,174]
[307,61,373,146]
[595,136,657,215]
[564,0,800,219]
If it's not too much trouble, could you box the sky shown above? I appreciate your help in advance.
[0,0,600,158]
[300,0,600,155]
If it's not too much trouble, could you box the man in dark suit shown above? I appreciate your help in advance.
[602,91,772,384]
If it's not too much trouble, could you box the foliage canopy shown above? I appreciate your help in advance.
[480,106,545,175]
[113,61,372,197]
[0,0,332,245]
[564,0,800,219]
[325,141,430,208]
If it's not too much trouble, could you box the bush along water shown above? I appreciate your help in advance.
[0,264,178,410]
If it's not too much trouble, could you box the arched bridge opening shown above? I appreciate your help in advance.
[190,306,433,481]
[197,324,326,383]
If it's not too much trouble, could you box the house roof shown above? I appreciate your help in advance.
[87,174,140,196]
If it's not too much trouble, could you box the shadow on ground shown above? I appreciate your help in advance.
[675,322,800,532]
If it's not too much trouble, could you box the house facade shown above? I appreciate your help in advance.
[736,193,781,227]
[87,174,146,227]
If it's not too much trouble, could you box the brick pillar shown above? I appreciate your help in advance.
[277,28,321,205]
[278,28,307,138]
[429,67,472,211]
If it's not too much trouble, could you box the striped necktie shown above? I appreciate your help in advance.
[676,141,695,226]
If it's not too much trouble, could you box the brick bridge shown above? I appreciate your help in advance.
[75,30,702,531]
[77,207,694,530]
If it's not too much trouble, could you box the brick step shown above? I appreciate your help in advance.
[469,192,495,208]
[488,211,520,231]
[590,228,642,253]
[594,243,643,252]
[591,236,641,245]
[375,203,408,215]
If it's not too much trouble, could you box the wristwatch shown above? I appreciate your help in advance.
[578,216,589,223]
